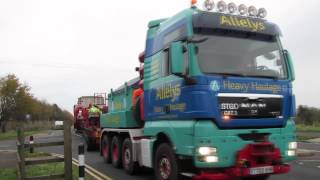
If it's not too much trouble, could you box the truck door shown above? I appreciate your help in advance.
[145,43,189,120]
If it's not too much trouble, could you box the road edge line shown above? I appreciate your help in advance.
[51,153,113,180]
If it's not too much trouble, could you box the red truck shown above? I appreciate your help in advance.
[73,96,90,133]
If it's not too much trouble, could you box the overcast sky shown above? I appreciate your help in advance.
[1,0,319,112]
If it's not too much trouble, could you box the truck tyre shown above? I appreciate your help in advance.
[242,176,269,180]
[122,138,140,175]
[102,135,111,163]
[111,135,122,168]
[155,143,179,180]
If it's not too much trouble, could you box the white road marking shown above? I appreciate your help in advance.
[0,149,16,153]
[298,149,320,153]
[0,145,16,149]
[299,160,320,162]
[51,153,112,180]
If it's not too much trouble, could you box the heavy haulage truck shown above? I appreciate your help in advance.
[98,1,297,180]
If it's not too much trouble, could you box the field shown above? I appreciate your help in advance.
[0,120,53,140]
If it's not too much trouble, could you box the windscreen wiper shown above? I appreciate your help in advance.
[207,72,247,78]
[246,75,279,80]
[187,36,208,43]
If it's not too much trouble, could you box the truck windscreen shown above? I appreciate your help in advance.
[194,29,287,79]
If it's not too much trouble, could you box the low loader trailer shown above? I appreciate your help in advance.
[82,93,107,151]
[99,1,297,180]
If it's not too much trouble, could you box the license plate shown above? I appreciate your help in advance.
[249,166,273,175]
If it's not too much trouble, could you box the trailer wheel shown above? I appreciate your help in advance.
[155,143,178,180]
[102,135,111,163]
[86,138,96,151]
[122,138,140,175]
[111,135,122,168]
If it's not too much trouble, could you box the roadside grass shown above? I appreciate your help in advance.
[0,150,93,180]
[296,124,320,132]
[297,135,318,141]
[26,163,84,180]
[0,129,47,141]
[0,168,17,180]
[0,164,85,180]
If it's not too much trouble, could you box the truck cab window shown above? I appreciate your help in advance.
[162,45,189,77]
[195,30,287,79]
[183,44,189,75]
[255,50,284,77]
[162,50,170,76]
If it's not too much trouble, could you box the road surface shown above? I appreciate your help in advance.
[1,130,320,180]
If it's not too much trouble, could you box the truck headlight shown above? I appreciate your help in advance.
[198,155,219,163]
[204,156,219,163]
[198,147,217,156]
[287,150,296,156]
[197,147,219,163]
[288,142,297,149]
[287,141,297,157]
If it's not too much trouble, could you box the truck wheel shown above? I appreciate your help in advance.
[242,176,269,180]
[122,138,140,175]
[155,143,178,180]
[111,135,122,168]
[102,135,111,163]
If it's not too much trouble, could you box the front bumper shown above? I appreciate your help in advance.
[194,142,291,180]
[193,164,290,180]
[194,120,296,168]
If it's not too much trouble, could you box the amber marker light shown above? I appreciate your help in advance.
[222,115,231,121]
[191,0,198,6]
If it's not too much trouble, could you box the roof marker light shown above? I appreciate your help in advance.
[257,8,267,18]
[204,0,215,11]
[248,6,258,16]
[227,2,237,14]
[217,1,227,12]
[238,4,247,15]
[191,0,198,7]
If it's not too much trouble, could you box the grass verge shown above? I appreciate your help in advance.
[0,164,87,180]
[0,150,94,180]
[297,135,318,141]
[0,129,47,141]
[0,168,16,180]
[296,124,320,132]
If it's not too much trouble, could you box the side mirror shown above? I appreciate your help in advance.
[169,42,184,76]
[283,50,295,81]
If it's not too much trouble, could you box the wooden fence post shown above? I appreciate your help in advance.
[64,119,72,180]
[17,127,26,180]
